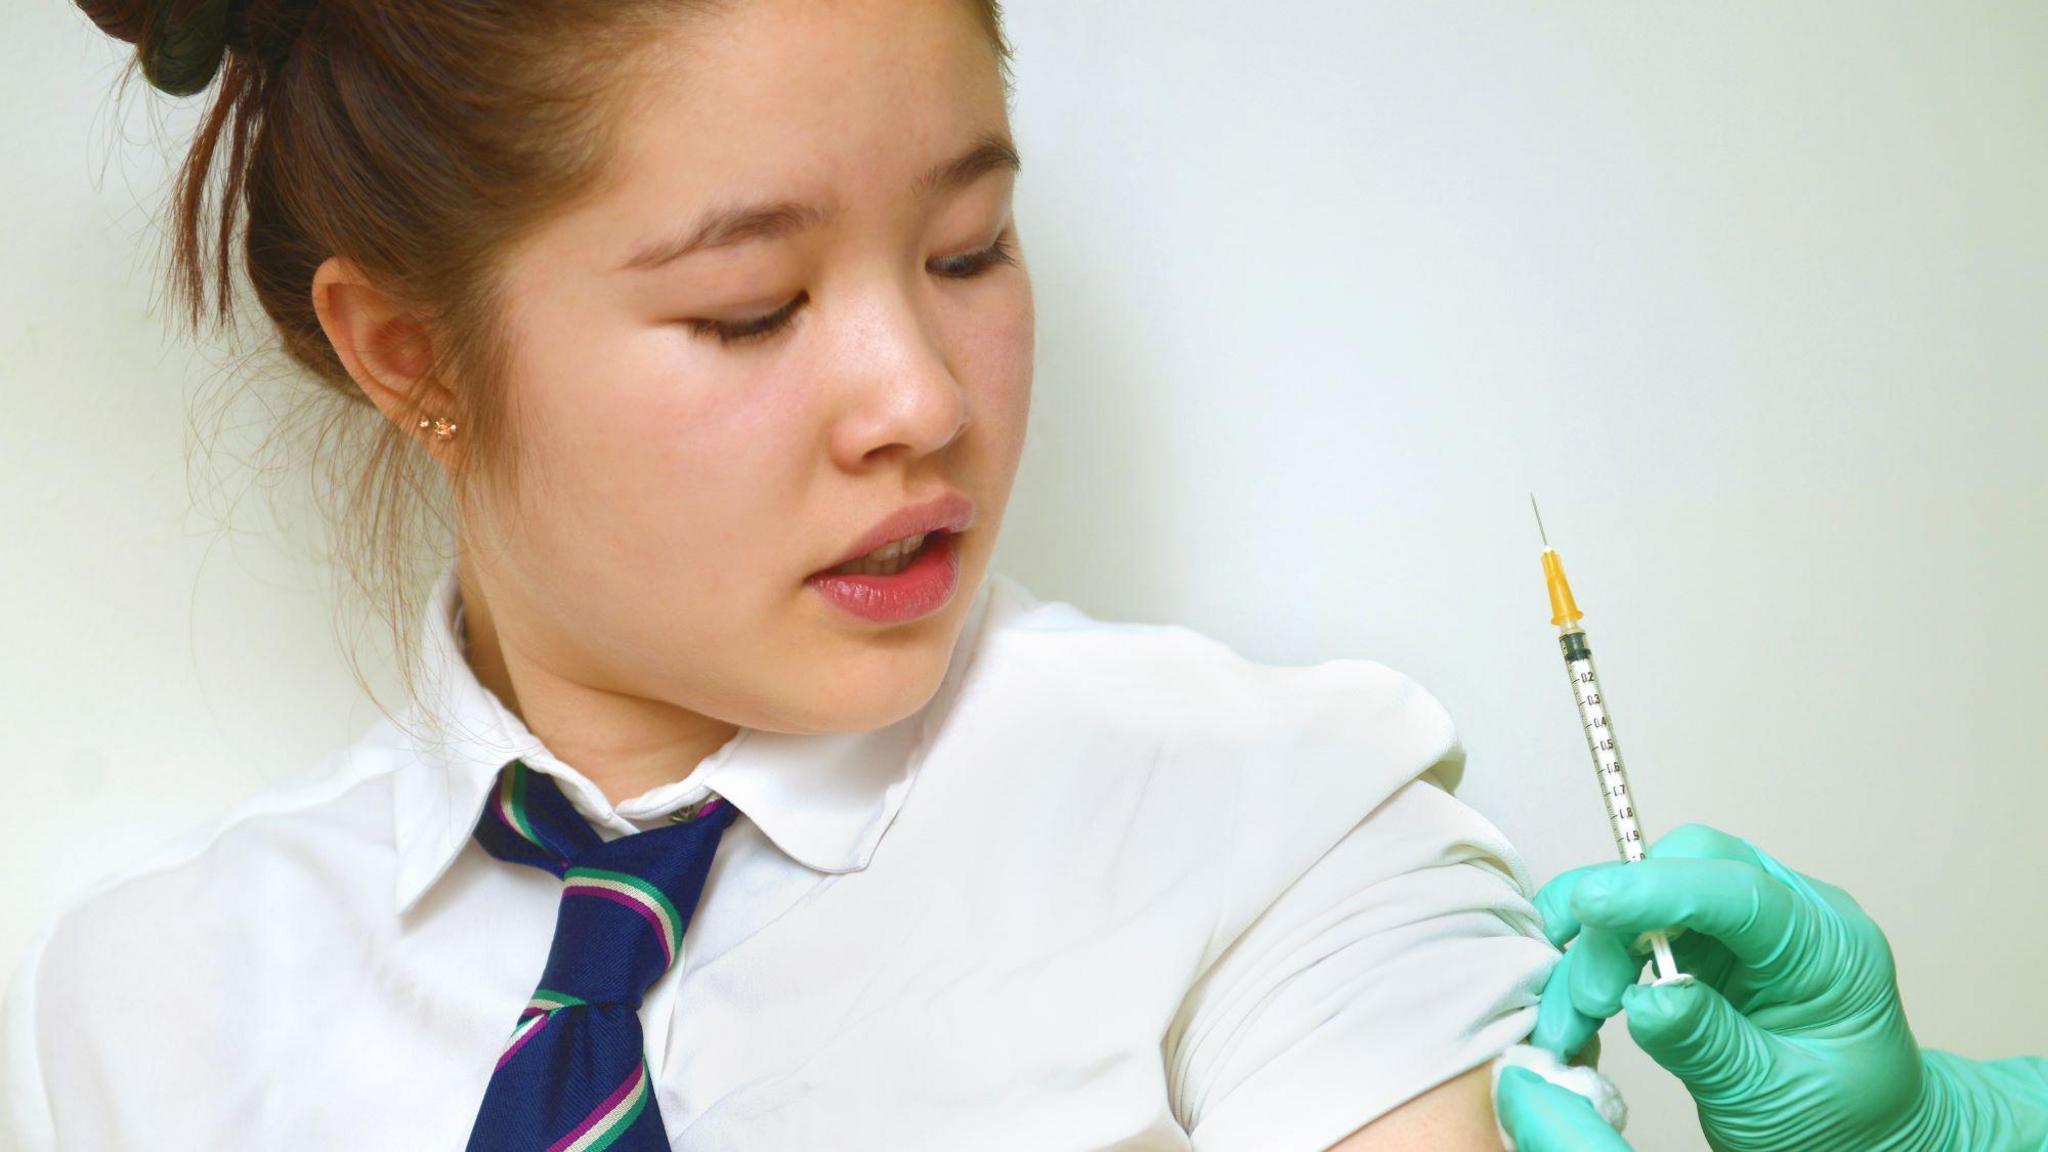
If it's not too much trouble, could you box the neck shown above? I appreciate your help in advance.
[455,552,741,809]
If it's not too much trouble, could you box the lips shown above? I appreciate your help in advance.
[805,527,963,623]
[814,491,975,575]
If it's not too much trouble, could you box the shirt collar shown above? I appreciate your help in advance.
[390,557,1001,917]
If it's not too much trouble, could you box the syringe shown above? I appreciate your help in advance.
[1531,496,1686,985]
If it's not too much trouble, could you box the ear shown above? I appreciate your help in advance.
[312,255,460,465]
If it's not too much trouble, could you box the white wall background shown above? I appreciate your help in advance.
[5,3,2044,1148]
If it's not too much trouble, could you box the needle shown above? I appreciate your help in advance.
[1531,493,1550,549]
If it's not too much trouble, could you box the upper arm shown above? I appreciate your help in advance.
[1320,1063,1505,1151]
[1169,775,1557,1152]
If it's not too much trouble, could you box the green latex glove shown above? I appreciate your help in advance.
[1497,1051,2048,1152]
[1513,822,2048,1152]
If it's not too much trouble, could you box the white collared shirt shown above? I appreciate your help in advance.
[2,561,1558,1151]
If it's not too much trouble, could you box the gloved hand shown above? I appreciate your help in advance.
[1497,822,2048,1152]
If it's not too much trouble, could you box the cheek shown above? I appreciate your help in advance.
[623,362,817,587]
[512,321,816,588]
[960,281,1035,453]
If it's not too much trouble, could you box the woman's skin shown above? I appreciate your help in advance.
[311,0,1506,1144]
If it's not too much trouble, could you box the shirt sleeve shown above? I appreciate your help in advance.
[1165,666,1560,1152]
[1,919,59,1152]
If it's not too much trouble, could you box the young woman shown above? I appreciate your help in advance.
[5,0,1560,1147]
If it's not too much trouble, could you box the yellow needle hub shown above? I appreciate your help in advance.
[1541,548,1583,627]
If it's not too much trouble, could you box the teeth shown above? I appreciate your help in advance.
[826,532,931,577]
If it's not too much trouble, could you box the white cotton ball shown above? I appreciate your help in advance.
[1490,1041,1629,1151]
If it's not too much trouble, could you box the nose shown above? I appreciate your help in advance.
[828,285,971,467]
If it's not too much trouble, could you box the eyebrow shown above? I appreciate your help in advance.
[618,131,1022,274]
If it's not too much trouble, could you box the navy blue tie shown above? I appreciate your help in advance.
[465,757,737,1151]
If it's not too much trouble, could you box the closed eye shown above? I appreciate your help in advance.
[683,230,1020,348]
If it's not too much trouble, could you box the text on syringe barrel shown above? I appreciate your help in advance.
[1559,630,1647,863]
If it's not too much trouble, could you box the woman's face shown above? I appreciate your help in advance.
[471,0,1032,735]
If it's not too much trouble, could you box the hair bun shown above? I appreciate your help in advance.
[147,0,243,95]
[75,0,244,97]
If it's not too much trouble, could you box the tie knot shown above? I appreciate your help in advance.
[473,759,738,1008]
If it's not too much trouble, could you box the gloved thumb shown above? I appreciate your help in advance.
[1622,978,1778,1101]
[1494,1066,1635,1152]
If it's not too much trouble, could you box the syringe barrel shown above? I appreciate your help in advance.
[1558,628,1648,863]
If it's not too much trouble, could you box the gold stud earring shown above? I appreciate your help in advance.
[417,415,458,441]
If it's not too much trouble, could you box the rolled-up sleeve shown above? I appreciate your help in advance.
[1167,728,1559,1152]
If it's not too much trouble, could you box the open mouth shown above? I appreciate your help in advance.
[816,528,955,579]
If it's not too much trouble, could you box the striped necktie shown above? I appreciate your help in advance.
[465,757,738,1151]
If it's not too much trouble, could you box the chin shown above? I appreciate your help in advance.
[791,639,955,734]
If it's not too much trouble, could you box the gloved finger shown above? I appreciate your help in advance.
[1622,978,1781,1101]
[1531,862,1624,949]
[1571,857,1815,985]
[1530,947,1603,1059]
[1495,1066,1635,1152]
[1568,922,1650,1022]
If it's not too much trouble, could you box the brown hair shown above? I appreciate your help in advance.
[71,0,1015,730]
